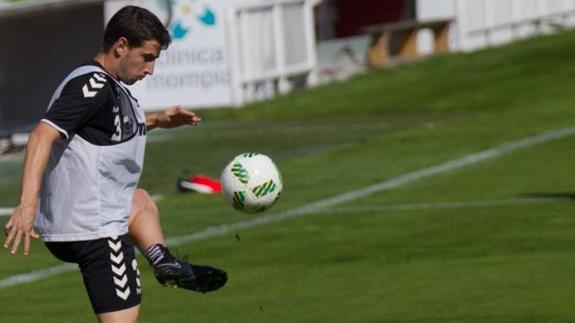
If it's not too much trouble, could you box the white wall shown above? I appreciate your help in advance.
[416,0,575,53]
[416,0,455,19]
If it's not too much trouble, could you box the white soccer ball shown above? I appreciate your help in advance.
[220,153,283,213]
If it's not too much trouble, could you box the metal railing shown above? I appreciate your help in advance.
[226,0,320,105]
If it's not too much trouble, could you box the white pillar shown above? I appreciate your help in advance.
[484,0,495,46]
[272,3,290,94]
[454,0,469,51]
[304,0,319,87]
[511,0,522,40]
[537,0,548,33]
[226,9,245,106]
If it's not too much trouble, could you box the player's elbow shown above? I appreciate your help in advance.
[30,122,63,145]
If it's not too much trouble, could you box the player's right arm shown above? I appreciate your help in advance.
[3,122,61,256]
[3,71,108,255]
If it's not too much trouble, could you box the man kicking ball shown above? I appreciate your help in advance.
[3,6,227,323]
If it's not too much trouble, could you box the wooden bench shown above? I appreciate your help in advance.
[362,18,453,68]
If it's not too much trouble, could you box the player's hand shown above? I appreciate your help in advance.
[154,106,202,129]
[3,204,39,256]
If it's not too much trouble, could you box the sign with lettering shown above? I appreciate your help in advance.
[104,0,244,110]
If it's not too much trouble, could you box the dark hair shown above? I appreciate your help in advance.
[103,6,171,52]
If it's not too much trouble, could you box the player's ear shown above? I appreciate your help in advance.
[113,37,130,58]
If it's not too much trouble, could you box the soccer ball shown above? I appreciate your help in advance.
[220,153,283,213]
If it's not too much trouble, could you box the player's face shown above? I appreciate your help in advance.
[118,40,162,85]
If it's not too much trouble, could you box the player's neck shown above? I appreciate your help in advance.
[94,52,119,79]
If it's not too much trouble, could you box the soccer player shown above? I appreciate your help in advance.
[2,6,227,323]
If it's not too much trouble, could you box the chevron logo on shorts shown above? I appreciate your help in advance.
[108,236,131,301]
[108,239,121,253]
[132,259,142,295]
[82,73,107,98]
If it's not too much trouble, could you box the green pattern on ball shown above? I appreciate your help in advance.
[252,180,277,198]
[232,191,246,210]
[231,162,250,184]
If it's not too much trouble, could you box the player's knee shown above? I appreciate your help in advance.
[133,188,148,202]
[133,189,159,216]
[97,308,139,323]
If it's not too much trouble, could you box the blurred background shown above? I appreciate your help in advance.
[1,0,573,148]
[3,2,575,321]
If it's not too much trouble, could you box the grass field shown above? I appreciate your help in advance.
[2,30,575,322]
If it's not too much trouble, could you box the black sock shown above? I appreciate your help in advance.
[145,243,176,267]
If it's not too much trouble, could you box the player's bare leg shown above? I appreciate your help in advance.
[127,189,227,292]
[97,305,140,323]
[128,189,165,252]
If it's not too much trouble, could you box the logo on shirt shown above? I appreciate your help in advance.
[83,73,107,98]
[110,107,146,142]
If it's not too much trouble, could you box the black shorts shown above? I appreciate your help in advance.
[45,234,142,314]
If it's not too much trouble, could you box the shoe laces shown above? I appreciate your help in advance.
[174,250,191,265]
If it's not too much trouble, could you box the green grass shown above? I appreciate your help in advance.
[2,30,575,322]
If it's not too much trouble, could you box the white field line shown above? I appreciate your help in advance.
[0,197,164,217]
[2,197,566,290]
[311,197,572,214]
[0,263,76,289]
[0,208,14,216]
[2,125,575,289]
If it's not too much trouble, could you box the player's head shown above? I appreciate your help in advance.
[102,6,171,84]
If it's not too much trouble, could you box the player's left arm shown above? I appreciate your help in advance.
[145,106,201,131]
